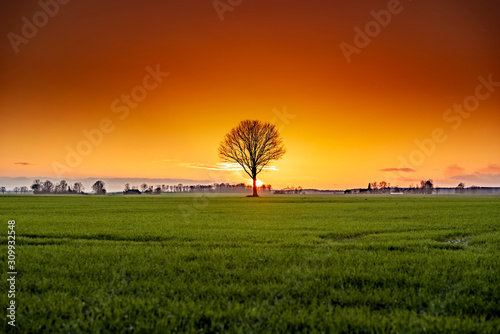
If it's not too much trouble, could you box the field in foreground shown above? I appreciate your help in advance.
[1,195,499,333]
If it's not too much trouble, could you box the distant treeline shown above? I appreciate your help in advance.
[1,179,498,195]
[29,179,86,194]
[355,180,435,194]
[344,180,500,195]
[124,183,273,194]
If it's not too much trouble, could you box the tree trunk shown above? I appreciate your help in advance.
[252,178,259,197]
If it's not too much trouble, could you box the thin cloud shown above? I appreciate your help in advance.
[436,163,500,187]
[436,173,500,187]
[380,168,415,172]
[14,162,34,166]
[475,163,500,175]
[179,162,278,172]
[444,164,465,178]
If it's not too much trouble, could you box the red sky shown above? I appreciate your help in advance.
[1,0,499,190]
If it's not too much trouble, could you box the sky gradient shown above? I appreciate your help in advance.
[1,0,499,190]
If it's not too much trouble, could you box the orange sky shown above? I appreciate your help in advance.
[1,0,499,190]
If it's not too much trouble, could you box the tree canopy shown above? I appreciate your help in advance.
[219,120,286,197]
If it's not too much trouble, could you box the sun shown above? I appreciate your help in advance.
[256,180,263,187]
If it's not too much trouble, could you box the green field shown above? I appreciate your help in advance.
[1,195,499,333]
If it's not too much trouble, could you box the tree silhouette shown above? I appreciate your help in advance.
[42,180,54,193]
[420,179,434,194]
[31,179,42,193]
[92,180,106,195]
[57,180,68,193]
[0,186,6,194]
[219,120,286,197]
[73,182,84,194]
[140,183,148,193]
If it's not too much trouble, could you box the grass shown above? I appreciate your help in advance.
[0,195,499,333]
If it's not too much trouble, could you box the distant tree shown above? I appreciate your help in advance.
[0,186,6,194]
[57,180,68,193]
[13,187,20,194]
[421,179,434,194]
[140,183,148,193]
[124,183,130,192]
[31,179,42,193]
[154,186,162,194]
[73,182,84,194]
[219,119,286,197]
[42,180,54,193]
[92,181,106,195]
[456,182,465,194]
[20,186,29,193]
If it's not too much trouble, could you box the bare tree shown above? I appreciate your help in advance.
[57,180,68,193]
[0,186,6,194]
[73,182,84,194]
[92,180,106,195]
[140,183,148,193]
[219,120,286,197]
[42,180,54,193]
[31,179,42,193]
[124,183,130,192]
[421,179,434,194]
[20,186,29,193]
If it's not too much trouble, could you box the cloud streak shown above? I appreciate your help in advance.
[14,162,34,166]
[475,163,500,175]
[444,164,465,178]
[436,163,500,186]
[179,162,278,172]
